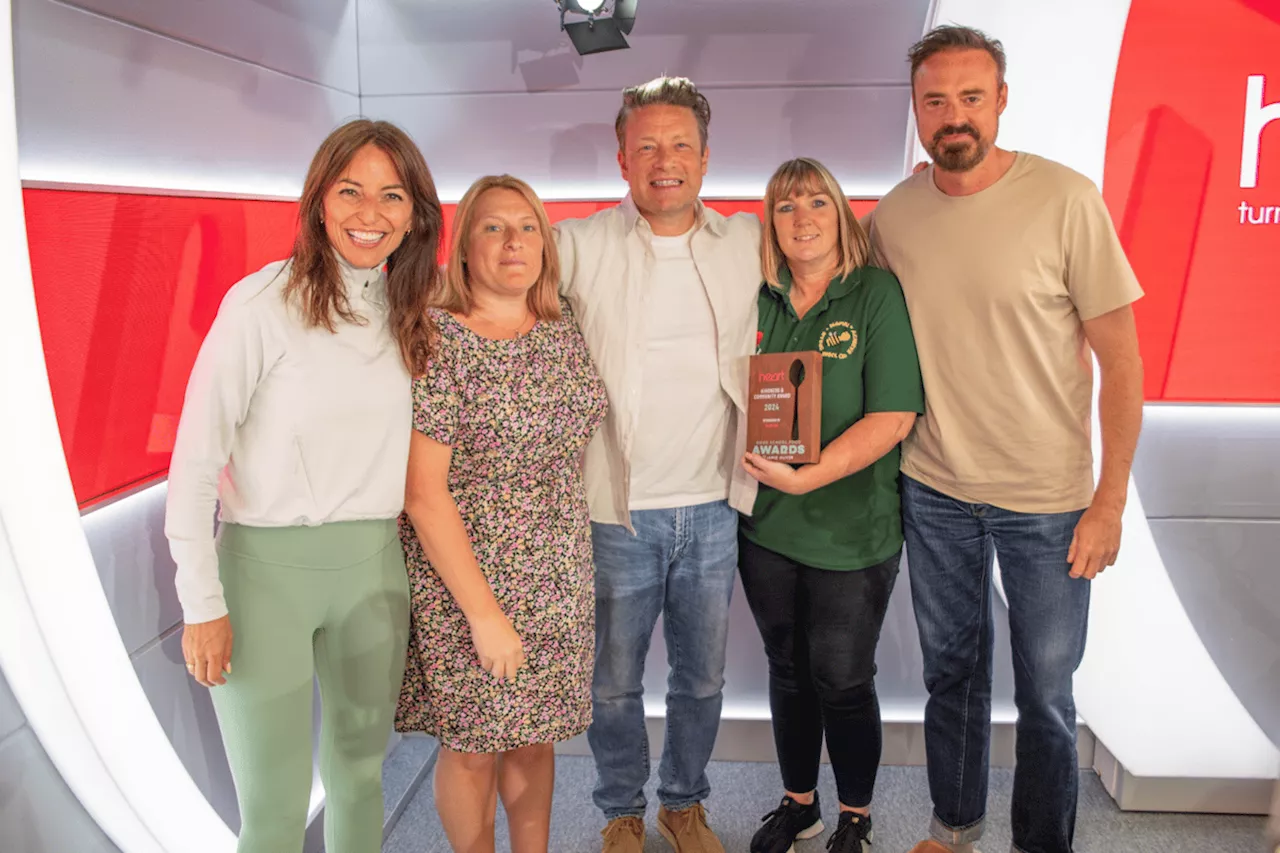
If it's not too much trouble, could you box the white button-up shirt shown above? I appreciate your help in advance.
[556,196,762,529]
[165,257,412,623]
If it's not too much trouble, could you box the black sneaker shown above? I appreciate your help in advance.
[750,793,824,853]
[825,811,873,853]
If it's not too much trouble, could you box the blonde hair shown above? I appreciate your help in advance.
[434,175,562,322]
[761,157,870,290]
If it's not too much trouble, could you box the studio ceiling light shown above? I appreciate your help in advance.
[556,0,638,55]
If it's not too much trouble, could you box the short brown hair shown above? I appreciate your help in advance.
[435,175,562,323]
[288,119,443,376]
[908,25,1007,88]
[761,158,870,290]
[615,76,711,151]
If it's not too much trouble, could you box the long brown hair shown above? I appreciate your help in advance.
[286,119,443,375]
[761,157,870,291]
[434,175,562,322]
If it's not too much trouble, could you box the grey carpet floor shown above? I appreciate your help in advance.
[384,756,1268,853]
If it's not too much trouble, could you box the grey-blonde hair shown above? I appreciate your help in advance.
[615,76,711,151]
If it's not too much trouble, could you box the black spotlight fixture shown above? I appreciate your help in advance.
[557,0,638,55]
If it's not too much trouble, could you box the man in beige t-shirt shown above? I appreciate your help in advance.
[868,25,1144,853]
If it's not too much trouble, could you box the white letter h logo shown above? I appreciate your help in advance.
[1241,75,1280,189]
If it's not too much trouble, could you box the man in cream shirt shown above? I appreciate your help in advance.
[556,76,761,853]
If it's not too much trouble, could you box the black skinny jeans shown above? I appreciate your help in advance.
[738,534,900,809]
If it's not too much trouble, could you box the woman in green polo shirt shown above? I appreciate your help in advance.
[739,157,924,853]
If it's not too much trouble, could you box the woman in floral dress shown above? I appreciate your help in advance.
[396,174,607,852]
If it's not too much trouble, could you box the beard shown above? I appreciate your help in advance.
[926,123,990,173]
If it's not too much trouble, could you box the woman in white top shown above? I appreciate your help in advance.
[164,119,442,853]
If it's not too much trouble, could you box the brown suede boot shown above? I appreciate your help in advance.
[657,803,725,853]
[908,841,982,853]
[601,816,645,853]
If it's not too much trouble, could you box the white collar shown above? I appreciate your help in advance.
[335,252,389,309]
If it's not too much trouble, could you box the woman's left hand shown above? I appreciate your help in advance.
[742,453,813,495]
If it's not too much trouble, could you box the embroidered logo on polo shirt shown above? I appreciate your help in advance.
[818,321,857,359]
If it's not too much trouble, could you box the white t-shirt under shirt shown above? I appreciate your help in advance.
[628,230,734,510]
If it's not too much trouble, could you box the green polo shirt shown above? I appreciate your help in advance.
[740,265,924,571]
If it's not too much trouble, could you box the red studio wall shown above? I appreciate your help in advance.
[1103,0,1280,402]
[24,167,1277,508]
[24,189,876,508]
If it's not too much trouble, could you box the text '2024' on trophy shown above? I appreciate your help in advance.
[747,350,822,465]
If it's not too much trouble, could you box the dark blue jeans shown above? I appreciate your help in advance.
[902,476,1089,853]
[587,500,738,820]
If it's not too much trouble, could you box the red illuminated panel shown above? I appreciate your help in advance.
[27,191,879,508]
[1241,0,1280,25]
[26,189,301,507]
[1110,107,1213,398]
[1106,0,1280,402]
[704,199,879,220]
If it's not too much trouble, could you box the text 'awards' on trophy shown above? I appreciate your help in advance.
[747,350,822,464]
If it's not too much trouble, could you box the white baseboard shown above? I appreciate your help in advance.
[557,717,1274,816]
[555,717,1095,768]
[1093,739,1276,816]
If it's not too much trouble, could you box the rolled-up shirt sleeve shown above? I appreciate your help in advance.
[164,291,272,624]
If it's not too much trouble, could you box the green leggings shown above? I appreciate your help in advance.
[212,519,410,853]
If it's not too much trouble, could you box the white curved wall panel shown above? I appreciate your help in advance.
[0,713,120,853]
[1136,406,1280,520]
[14,0,931,202]
[1136,408,1280,747]
[14,0,359,198]
[360,0,929,200]
[358,0,928,96]
[0,671,24,745]
[1150,518,1280,749]
[371,85,912,201]
[57,0,359,94]
[0,0,240,848]
[82,486,184,657]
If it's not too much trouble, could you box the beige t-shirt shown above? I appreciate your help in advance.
[868,152,1143,513]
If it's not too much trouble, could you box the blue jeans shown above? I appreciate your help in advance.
[587,500,738,820]
[902,476,1089,853]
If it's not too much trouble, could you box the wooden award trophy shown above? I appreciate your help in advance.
[746,351,822,464]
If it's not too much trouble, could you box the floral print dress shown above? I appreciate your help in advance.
[395,299,608,752]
